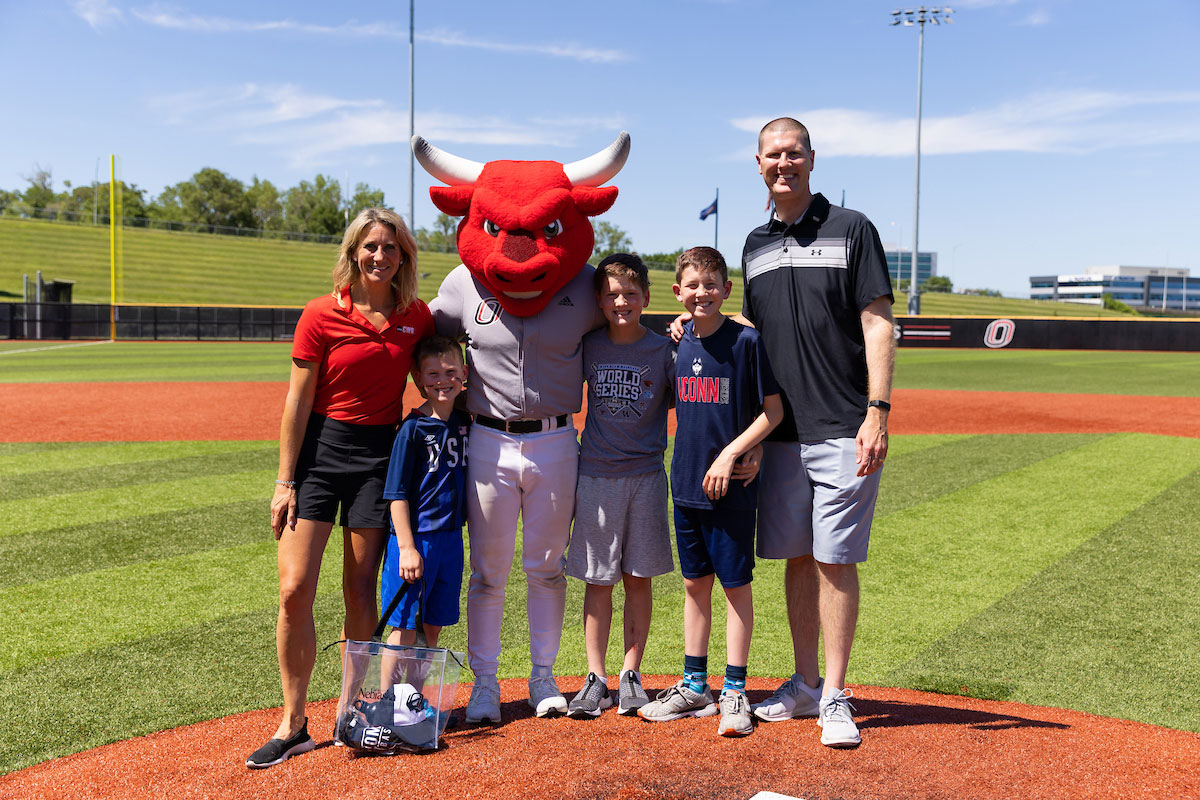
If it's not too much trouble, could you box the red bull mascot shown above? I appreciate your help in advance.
[413,131,630,722]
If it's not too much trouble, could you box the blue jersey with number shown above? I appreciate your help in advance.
[671,318,778,511]
[383,409,471,534]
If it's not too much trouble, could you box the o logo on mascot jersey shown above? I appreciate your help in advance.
[984,318,1016,348]
[475,298,502,326]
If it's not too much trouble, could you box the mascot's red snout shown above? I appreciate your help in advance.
[412,133,630,317]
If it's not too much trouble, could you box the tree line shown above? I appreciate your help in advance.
[1,165,385,238]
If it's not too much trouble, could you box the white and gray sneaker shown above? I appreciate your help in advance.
[567,672,613,718]
[717,690,754,737]
[617,670,650,716]
[529,673,568,718]
[752,673,824,722]
[637,680,719,722]
[818,688,861,747]
[465,674,502,724]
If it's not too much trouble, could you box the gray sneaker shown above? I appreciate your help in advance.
[717,689,754,737]
[617,670,650,716]
[752,672,824,722]
[637,680,719,722]
[528,673,568,718]
[567,672,613,719]
[818,688,861,747]
[465,674,501,724]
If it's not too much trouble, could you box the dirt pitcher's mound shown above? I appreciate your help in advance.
[3,678,1197,800]
[2,383,1198,441]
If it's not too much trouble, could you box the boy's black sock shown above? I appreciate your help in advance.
[683,654,708,694]
[723,663,748,695]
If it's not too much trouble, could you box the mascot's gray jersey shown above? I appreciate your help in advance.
[430,264,605,420]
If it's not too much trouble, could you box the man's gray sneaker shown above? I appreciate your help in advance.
[567,672,613,719]
[717,690,754,737]
[465,674,502,724]
[752,673,824,722]
[818,688,861,747]
[637,680,718,722]
[618,670,650,716]
[529,673,568,717]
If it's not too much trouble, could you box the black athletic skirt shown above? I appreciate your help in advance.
[294,413,397,528]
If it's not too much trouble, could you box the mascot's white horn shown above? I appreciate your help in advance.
[563,131,630,187]
[410,132,631,188]
[410,135,485,186]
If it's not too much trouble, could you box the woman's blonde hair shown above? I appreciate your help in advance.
[332,207,420,311]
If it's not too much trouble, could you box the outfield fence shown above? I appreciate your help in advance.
[0,302,301,341]
[3,303,1199,349]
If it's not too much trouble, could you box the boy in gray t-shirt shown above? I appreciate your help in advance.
[566,254,675,719]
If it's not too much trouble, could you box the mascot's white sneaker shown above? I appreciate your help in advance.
[529,672,568,718]
[465,674,502,724]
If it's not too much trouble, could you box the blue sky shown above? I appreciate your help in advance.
[2,0,1198,297]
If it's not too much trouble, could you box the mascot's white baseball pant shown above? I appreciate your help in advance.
[465,423,578,677]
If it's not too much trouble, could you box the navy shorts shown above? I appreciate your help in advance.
[673,505,756,588]
[381,530,464,629]
[294,414,396,529]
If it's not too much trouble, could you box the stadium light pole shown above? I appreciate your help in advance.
[409,0,415,234]
[892,6,953,315]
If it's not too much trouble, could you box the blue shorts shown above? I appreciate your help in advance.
[673,505,756,588]
[380,529,464,629]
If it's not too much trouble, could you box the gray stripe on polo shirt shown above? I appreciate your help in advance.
[745,238,848,281]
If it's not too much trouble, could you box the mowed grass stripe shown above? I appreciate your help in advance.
[0,341,291,384]
[851,433,1200,680]
[0,440,271,477]
[0,537,342,671]
[886,468,1200,732]
[0,469,273,536]
[1,447,275,500]
[0,592,348,775]
[0,500,267,589]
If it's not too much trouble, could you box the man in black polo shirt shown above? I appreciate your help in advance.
[744,117,895,748]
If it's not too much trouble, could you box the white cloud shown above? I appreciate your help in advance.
[130,7,629,63]
[72,0,123,29]
[731,90,1200,158]
[1017,9,1051,26]
[152,83,616,167]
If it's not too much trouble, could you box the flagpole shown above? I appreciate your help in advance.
[714,187,719,250]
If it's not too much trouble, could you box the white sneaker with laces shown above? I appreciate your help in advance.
[818,687,861,747]
[528,673,568,717]
[752,673,823,722]
[465,674,502,724]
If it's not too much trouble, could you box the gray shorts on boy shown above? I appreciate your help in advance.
[567,471,673,585]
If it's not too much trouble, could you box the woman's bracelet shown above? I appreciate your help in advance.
[275,479,296,488]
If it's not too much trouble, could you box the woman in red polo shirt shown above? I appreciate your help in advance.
[247,207,434,769]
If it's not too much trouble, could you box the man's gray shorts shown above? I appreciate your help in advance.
[567,470,673,585]
[756,439,881,565]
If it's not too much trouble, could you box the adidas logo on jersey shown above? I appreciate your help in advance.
[558,296,574,307]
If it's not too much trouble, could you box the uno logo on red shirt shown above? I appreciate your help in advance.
[475,299,503,325]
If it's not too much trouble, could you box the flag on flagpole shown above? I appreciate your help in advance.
[699,197,718,220]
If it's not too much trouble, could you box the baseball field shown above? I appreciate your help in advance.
[0,341,1198,799]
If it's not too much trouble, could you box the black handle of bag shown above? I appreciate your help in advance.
[373,576,425,640]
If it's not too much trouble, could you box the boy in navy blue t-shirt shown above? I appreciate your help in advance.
[638,247,783,738]
[380,336,470,651]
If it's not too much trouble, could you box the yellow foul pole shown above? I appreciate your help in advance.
[109,154,116,340]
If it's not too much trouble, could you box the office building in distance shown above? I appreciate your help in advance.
[1029,265,1196,311]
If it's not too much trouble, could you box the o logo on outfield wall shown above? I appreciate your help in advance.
[984,319,1016,348]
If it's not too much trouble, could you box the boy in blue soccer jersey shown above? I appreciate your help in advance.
[638,247,783,737]
[380,336,471,652]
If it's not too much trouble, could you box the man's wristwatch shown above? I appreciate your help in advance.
[867,400,891,412]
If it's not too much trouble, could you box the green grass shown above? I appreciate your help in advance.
[3,341,1198,396]
[2,346,1199,773]
[0,217,715,312]
[4,216,1151,318]
[1,428,1198,773]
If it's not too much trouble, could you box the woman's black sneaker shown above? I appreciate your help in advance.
[245,719,316,769]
